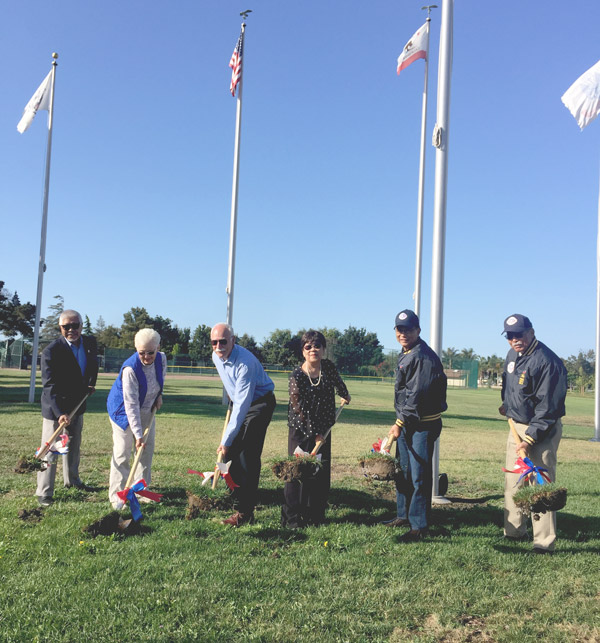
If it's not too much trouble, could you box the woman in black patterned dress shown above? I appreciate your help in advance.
[281,330,351,528]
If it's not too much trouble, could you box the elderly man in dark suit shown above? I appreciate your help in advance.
[36,309,98,506]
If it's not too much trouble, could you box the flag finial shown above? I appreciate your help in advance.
[422,5,438,20]
[240,9,252,21]
[52,52,58,65]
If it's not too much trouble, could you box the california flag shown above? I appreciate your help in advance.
[397,23,428,75]
[561,59,600,130]
[17,71,52,134]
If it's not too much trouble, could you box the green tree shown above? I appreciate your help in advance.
[459,347,479,361]
[564,350,595,394]
[0,282,36,338]
[94,316,121,352]
[442,347,458,369]
[39,295,64,347]
[83,315,93,335]
[333,326,384,374]
[150,316,180,355]
[189,324,212,363]
[260,329,302,367]
[177,327,191,354]
[120,307,152,347]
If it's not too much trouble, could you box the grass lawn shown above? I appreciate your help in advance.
[0,369,599,642]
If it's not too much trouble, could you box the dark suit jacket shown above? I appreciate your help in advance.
[41,335,99,421]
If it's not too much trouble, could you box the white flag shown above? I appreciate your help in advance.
[397,23,428,75]
[561,59,600,130]
[17,71,52,134]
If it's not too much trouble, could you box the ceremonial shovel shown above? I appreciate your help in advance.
[309,402,346,457]
[116,413,154,530]
[36,392,90,461]
[212,407,232,489]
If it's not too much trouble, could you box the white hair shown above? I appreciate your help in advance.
[59,309,83,325]
[212,322,234,336]
[134,328,161,350]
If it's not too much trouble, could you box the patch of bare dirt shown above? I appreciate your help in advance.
[18,507,44,523]
[186,491,232,519]
[358,455,397,481]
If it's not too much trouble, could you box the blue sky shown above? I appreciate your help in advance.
[2,1,599,359]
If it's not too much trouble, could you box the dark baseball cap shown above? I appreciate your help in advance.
[395,309,420,330]
[502,314,532,335]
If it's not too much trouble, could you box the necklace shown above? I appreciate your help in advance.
[303,364,322,387]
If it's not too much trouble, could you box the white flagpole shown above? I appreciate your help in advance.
[28,53,58,404]
[593,166,600,441]
[226,19,248,329]
[429,0,453,502]
[414,8,436,317]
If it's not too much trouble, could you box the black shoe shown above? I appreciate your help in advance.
[37,496,52,507]
[533,547,553,555]
[504,534,528,541]
[381,517,410,527]
[222,512,255,527]
[399,528,429,542]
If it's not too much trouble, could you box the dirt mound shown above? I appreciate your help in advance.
[271,458,320,483]
[14,455,46,474]
[359,455,397,481]
[514,487,567,515]
[18,507,44,523]
[186,491,232,519]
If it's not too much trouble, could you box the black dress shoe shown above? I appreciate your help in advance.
[381,517,410,527]
[222,512,255,527]
[533,547,553,555]
[398,528,429,542]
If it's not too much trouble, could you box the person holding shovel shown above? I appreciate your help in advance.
[211,322,276,527]
[107,328,166,510]
[383,310,447,542]
[281,330,351,529]
[499,314,567,554]
[36,309,98,506]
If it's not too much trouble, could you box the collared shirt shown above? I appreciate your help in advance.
[66,338,87,376]
[213,344,274,446]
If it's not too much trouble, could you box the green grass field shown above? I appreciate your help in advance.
[1,369,599,642]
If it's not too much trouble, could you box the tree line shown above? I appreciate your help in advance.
[0,279,596,385]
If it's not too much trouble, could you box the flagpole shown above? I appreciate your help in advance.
[226,17,248,329]
[593,166,600,441]
[414,7,436,317]
[28,53,58,404]
[430,0,453,502]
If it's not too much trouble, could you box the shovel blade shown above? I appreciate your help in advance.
[117,517,133,531]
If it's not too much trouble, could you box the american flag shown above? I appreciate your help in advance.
[229,30,244,96]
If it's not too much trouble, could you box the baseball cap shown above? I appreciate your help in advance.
[394,310,420,330]
[502,314,532,335]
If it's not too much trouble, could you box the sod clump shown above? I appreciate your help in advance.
[82,512,124,536]
[14,455,47,474]
[186,489,232,519]
[271,455,321,483]
[358,452,398,481]
[17,507,44,523]
[512,483,567,516]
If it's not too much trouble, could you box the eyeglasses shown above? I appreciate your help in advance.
[61,323,81,331]
[303,343,322,351]
[138,350,155,356]
[395,326,416,334]
[211,339,228,346]
[506,332,524,340]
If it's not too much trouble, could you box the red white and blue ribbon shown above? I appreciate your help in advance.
[116,478,163,521]
[188,461,239,491]
[371,437,392,455]
[35,433,69,458]
[503,456,552,485]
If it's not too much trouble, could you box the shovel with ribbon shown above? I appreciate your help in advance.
[115,410,163,528]
[35,392,90,463]
[503,418,552,484]
[293,401,346,460]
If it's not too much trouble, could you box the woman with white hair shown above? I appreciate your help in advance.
[106,328,166,509]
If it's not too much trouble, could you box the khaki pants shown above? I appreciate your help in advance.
[504,419,562,551]
[108,418,156,509]
[36,414,84,500]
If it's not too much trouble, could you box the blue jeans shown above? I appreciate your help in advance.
[394,422,441,530]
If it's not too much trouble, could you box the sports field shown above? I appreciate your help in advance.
[1,369,599,642]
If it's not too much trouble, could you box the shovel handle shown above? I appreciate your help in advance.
[212,407,232,489]
[123,411,155,490]
[36,392,90,460]
[508,418,527,459]
[310,402,346,456]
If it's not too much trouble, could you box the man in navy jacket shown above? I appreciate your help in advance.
[36,309,98,505]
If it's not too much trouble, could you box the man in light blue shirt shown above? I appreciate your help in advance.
[211,322,276,527]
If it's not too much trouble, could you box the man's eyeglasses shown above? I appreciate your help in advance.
[303,343,322,351]
[61,323,81,331]
[138,350,156,356]
[211,339,228,347]
[506,332,524,340]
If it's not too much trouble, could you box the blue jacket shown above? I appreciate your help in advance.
[107,352,164,430]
